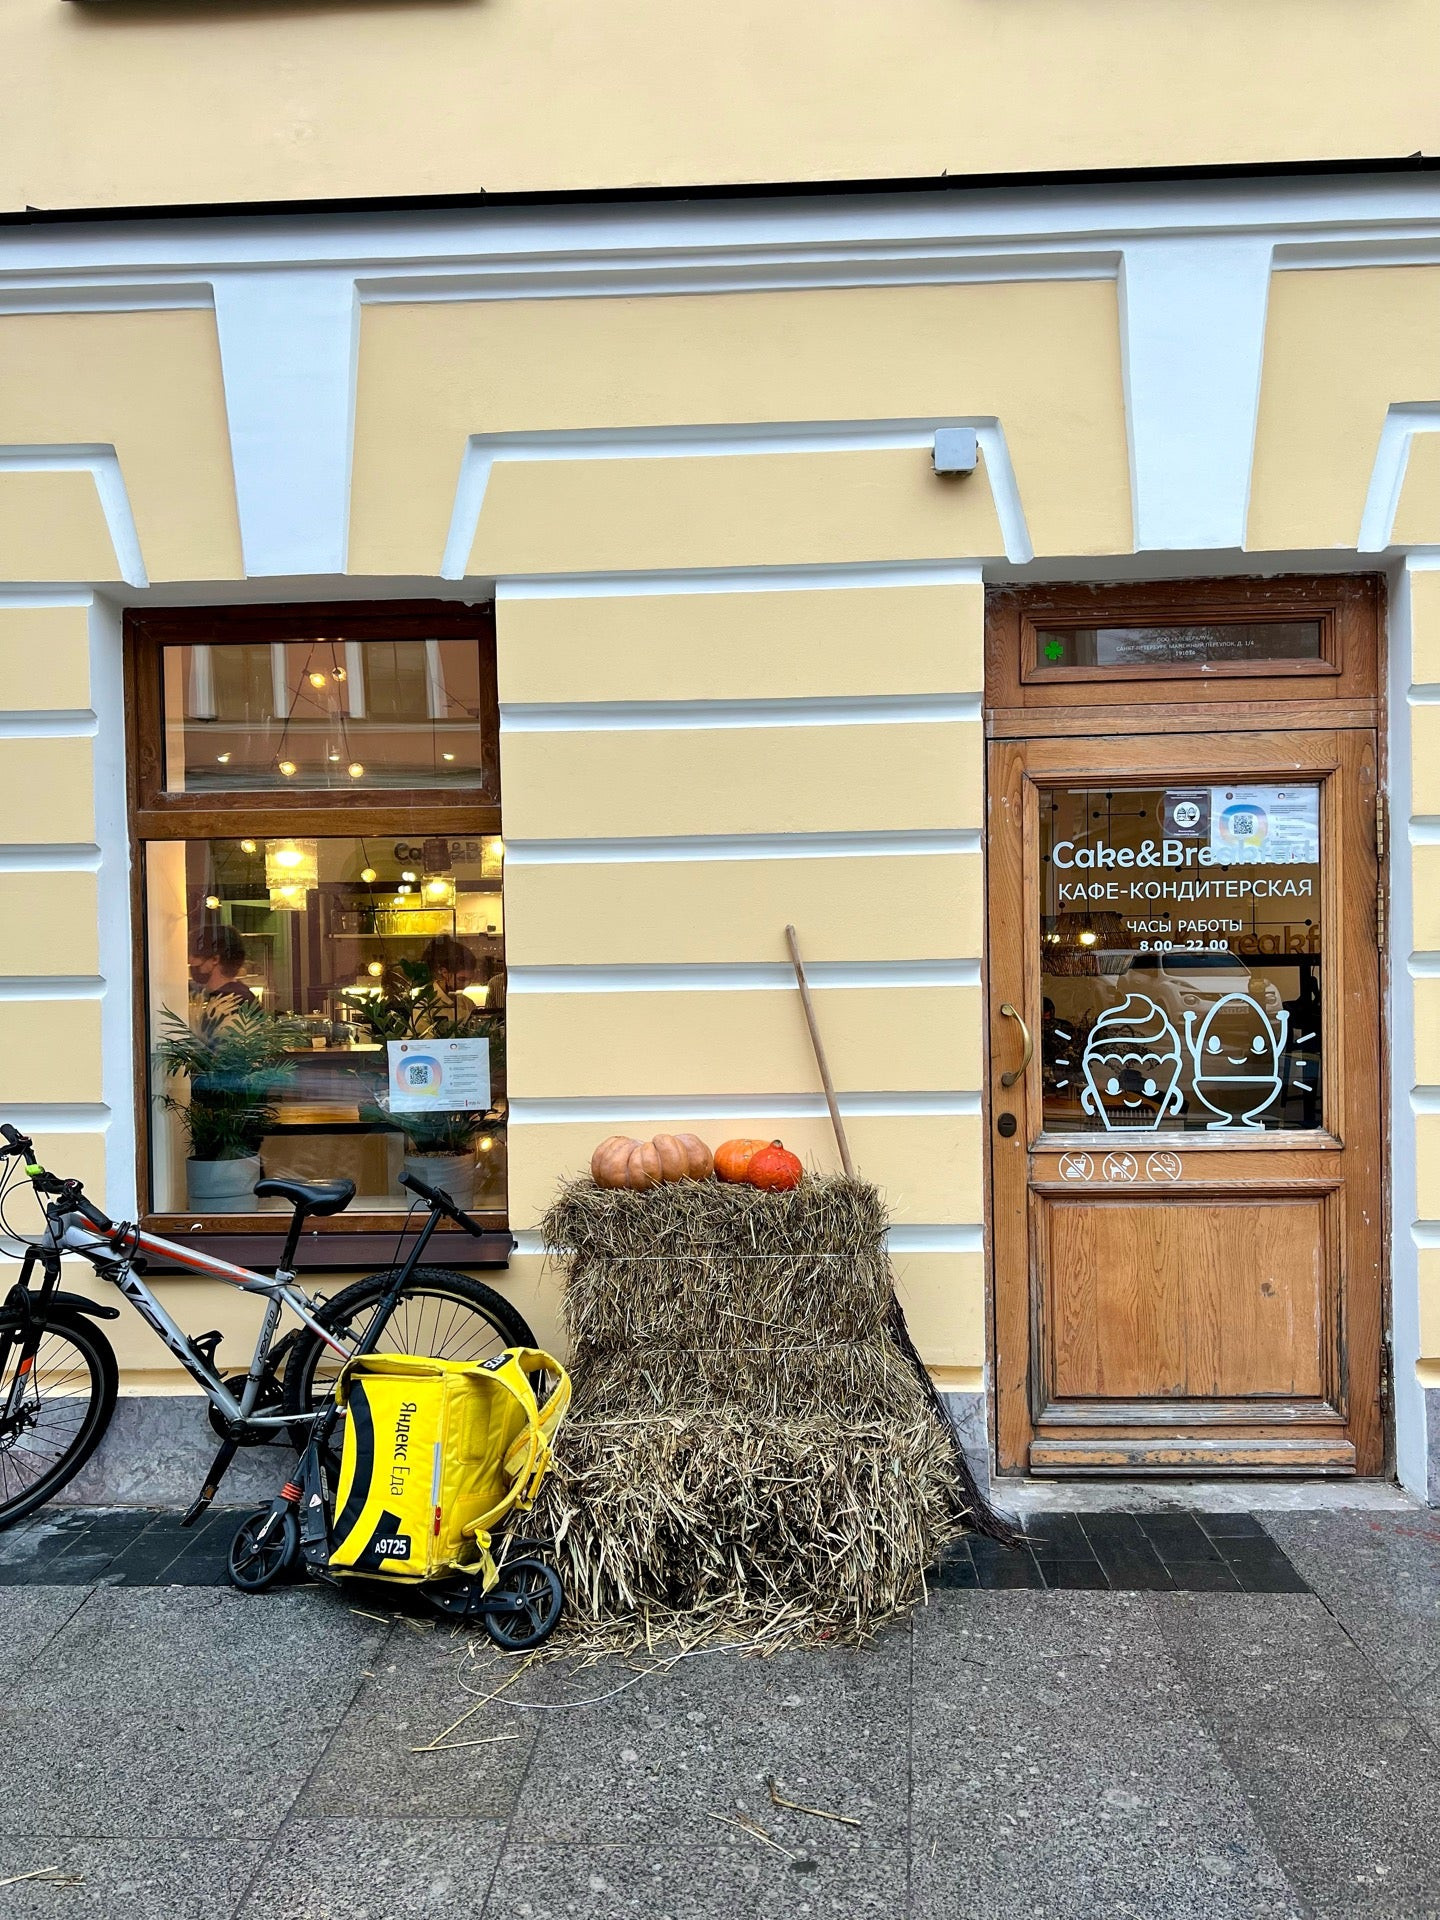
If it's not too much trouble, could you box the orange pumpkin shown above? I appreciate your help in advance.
[653,1132,714,1182]
[674,1133,715,1180]
[592,1136,664,1190]
[590,1135,640,1187]
[747,1140,803,1192]
[714,1138,770,1184]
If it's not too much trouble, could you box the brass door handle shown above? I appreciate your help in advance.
[998,1002,1033,1088]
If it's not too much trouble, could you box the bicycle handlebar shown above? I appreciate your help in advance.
[398,1169,486,1238]
[1,1122,114,1233]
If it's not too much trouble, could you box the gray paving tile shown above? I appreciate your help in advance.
[911,1592,1302,1920]
[1263,1511,1440,1691]
[0,1587,86,1684]
[0,1585,389,1840]
[232,1818,506,1920]
[483,1837,905,1919]
[0,1835,262,1919]
[296,1627,541,1820]
[506,1630,910,1848]
[1153,1592,1440,1919]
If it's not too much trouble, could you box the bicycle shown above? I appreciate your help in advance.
[0,1122,534,1531]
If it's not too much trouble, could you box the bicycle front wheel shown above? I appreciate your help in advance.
[0,1312,118,1529]
[282,1266,537,1444]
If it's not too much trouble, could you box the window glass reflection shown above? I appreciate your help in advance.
[145,835,506,1213]
[162,636,486,792]
[1040,785,1322,1134]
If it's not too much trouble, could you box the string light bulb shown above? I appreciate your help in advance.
[204,894,220,910]
[366,960,384,978]
[347,762,365,779]
[278,760,297,778]
[240,839,257,854]
[308,670,327,689]
[359,867,377,884]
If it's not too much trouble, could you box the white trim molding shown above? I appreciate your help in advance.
[442,417,1033,578]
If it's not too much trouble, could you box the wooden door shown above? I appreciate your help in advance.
[988,726,1384,1475]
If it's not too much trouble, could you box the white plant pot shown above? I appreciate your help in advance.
[401,1151,477,1213]
[185,1154,261,1213]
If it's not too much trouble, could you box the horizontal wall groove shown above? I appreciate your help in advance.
[509,1091,982,1123]
[0,590,95,609]
[0,977,104,1001]
[0,847,102,873]
[496,561,985,600]
[360,250,1115,309]
[1410,953,1440,977]
[506,829,983,866]
[500,694,980,732]
[0,1104,110,1130]
[508,961,980,993]
[0,712,97,740]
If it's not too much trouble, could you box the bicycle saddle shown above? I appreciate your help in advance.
[253,1176,355,1218]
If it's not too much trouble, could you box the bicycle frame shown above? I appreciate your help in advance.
[14,1196,455,1435]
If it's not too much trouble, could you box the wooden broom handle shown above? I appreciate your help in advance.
[785,924,856,1179]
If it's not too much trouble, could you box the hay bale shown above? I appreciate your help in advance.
[535,1174,1002,1640]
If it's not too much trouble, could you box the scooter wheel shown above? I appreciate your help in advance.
[483,1557,564,1652]
[227,1508,301,1593]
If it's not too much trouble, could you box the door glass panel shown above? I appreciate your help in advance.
[1033,621,1323,673]
[1039,783,1322,1133]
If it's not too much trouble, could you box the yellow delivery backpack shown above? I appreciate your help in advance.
[328,1348,570,1592]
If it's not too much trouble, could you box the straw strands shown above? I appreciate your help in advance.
[534,1175,999,1642]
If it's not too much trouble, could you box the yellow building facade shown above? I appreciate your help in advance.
[2,0,1439,1502]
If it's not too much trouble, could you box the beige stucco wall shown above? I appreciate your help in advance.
[5,0,1440,212]
[5,240,1440,1445]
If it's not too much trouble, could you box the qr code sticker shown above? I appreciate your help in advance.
[406,1063,429,1087]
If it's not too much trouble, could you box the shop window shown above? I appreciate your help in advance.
[1038,783,1322,1135]
[126,604,504,1230]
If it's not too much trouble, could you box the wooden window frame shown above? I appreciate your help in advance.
[987,575,1380,731]
[124,600,510,1270]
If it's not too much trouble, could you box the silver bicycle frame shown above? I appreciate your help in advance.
[43,1215,350,1431]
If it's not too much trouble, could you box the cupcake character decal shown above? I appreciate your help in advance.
[1079,994,1184,1132]
[1183,993,1288,1130]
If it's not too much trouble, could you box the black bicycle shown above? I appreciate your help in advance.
[0,1123,532,1528]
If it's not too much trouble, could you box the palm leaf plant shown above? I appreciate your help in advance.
[154,1003,308,1161]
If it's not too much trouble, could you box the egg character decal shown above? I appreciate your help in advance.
[1183,993,1289,1130]
[1079,994,1184,1132]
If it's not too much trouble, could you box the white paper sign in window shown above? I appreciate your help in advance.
[387,1037,491,1113]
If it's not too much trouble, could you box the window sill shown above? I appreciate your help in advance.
[138,1218,514,1275]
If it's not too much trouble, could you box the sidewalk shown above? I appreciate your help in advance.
[0,1504,1437,1918]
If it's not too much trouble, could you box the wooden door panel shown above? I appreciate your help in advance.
[1038,1192,1331,1403]
[987,691,1385,1477]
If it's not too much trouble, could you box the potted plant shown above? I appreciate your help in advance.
[154,1003,306,1212]
[358,959,505,1210]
